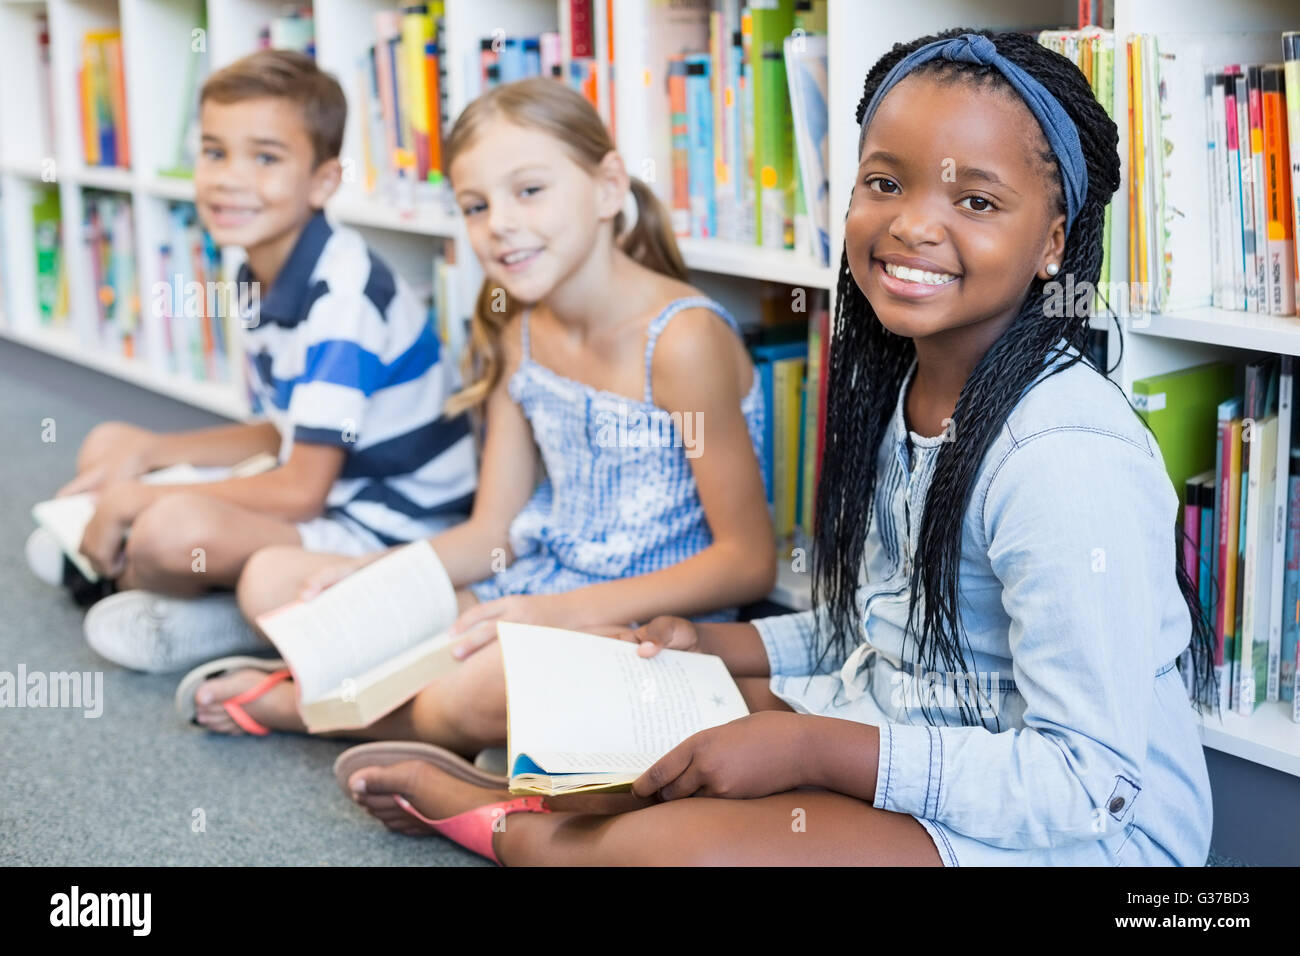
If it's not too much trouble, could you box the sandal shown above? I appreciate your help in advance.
[333,741,508,794]
[391,793,551,865]
[174,655,292,736]
[335,741,534,864]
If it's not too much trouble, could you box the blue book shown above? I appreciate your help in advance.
[684,55,715,238]
[522,37,540,77]
[1198,478,1215,624]
[500,38,523,83]
[1283,464,1300,702]
[752,341,808,506]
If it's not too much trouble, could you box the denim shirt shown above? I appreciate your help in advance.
[752,343,1213,864]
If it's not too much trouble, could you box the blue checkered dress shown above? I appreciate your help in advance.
[469,296,765,622]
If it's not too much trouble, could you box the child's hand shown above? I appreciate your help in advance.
[615,616,700,658]
[448,593,565,660]
[59,425,157,497]
[631,712,810,800]
[80,482,156,579]
[297,551,386,602]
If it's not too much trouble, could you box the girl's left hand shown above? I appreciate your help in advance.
[631,711,810,801]
[449,593,572,659]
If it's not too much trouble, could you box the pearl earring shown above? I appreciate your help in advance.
[1045,262,1060,276]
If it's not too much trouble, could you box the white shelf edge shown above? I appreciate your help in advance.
[0,324,248,421]
[768,546,812,610]
[328,195,460,237]
[1127,307,1300,356]
[1198,700,1300,777]
[678,236,834,289]
[142,175,196,201]
[67,165,135,192]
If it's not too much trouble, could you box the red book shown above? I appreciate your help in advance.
[569,0,593,58]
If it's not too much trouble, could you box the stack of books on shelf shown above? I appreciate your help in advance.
[1134,358,1300,724]
[564,0,613,137]
[746,288,828,550]
[355,4,450,207]
[1124,30,1299,318]
[623,0,828,264]
[260,5,315,57]
[147,202,233,385]
[159,10,211,180]
[1037,29,1115,316]
[478,33,563,89]
[79,30,130,170]
[82,191,138,357]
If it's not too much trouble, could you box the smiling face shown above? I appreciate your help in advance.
[846,72,1066,350]
[194,96,340,280]
[450,118,621,304]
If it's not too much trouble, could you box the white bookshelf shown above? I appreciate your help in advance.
[0,0,1298,772]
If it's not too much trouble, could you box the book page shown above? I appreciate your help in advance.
[31,462,214,582]
[256,540,458,704]
[499,623,749,776]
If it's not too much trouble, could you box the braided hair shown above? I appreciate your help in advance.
[811,28,1218,724]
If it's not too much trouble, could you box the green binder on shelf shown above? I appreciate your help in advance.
[1131,362,1237,496]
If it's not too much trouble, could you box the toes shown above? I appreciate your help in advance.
[348,760,428,801]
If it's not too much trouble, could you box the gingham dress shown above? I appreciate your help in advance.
[469,296,765,622]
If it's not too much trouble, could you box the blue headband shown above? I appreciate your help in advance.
[858,33,1087,233]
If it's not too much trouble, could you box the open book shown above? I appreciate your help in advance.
[254,539,460,733]
[498,623,750,795]
[30,452,277,582]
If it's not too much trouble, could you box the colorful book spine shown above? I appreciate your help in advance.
[1285,33,1300,312]
[1217,399,1243,713]
[1284,459,1300,704]
[684,55,715,238]
[1236,72,1258,313]
[1263,65,1296,316]
[667,57,691,237]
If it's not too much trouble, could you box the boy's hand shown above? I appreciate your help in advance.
[80,482,158,578]
[632,712,810,801]
[614,616,700,658]
[59,425,158,497]
[297,551,388,602]
[448,593,572,660]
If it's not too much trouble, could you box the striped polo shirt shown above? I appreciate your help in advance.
[238,209,476,545]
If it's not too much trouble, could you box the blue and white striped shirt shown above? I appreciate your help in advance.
[238,210,476,545]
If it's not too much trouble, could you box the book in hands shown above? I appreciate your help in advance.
[497,623,750,796]
[254,539,460,733]
[30,452,277,583]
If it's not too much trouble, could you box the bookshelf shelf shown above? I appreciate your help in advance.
[1128,308,1300,358]
[1,0,1297,776]
[677,237,834,289]
[143,175,197,202]
[0,321,248,419]
[1200,700,1300,777]
[72,165,134,192]
[770,552,812,611]
[327,192,460,237]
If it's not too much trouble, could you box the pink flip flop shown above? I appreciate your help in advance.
[334,741,539,864]
[391,793,552,864]
[174,655,292,736]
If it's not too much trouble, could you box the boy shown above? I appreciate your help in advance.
[26,50,476,672]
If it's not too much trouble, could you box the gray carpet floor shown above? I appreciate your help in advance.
[0,338,1252,866]
[0,340,482,865]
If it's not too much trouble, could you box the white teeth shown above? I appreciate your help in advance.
[502,249,538,264]
[885,262,957,285]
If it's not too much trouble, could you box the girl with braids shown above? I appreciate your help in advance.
[182,77,775,743]
[336,30,1215,866]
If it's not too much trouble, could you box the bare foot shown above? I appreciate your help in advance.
[346,759,516,839]
[193,669,304,735]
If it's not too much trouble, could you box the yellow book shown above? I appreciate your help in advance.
[499,623,749,796]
